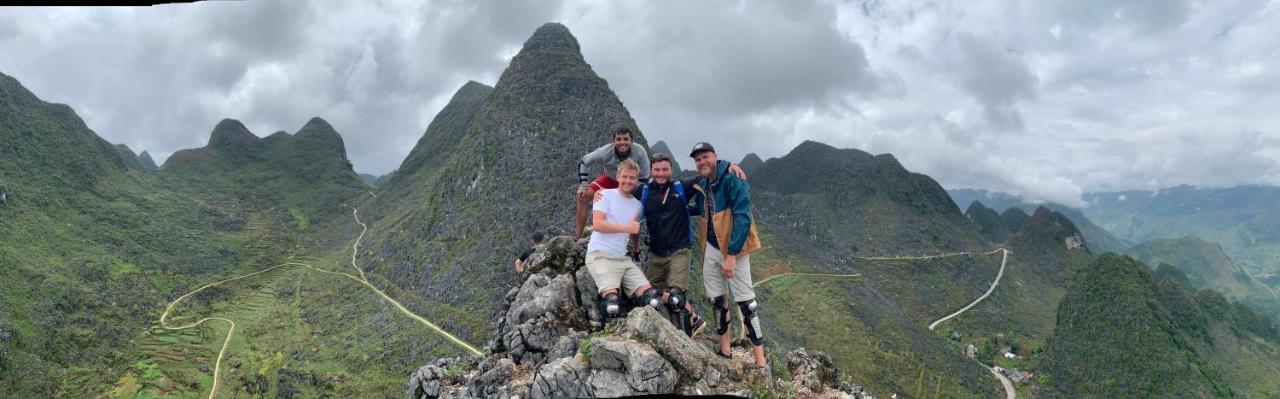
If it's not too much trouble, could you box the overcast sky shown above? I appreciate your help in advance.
[3,0,1279,206]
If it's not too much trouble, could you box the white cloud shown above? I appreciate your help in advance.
[1,0,1278,207]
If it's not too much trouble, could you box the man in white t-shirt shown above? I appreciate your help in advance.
[586,158,662,317]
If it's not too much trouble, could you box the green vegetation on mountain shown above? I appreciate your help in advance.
[1000,207,1029,233]
[1084,185,1280,279]
[1126,236,1280,319]
[0,70,299,396]
[946,189,1131,254]
[0,69,439,397]
[113,144,149,173]
[753,141,985,263]
[1040,254,1225,398]
[758,267,1000,398]
[737,142,1009,397]
[160,117,369,219]
[1039,253,1280,398]
[952,207,1095,343]
[965,201,1014,243]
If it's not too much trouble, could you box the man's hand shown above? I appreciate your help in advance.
[514,259,523,273]
[577,187,592,202]
[722,254,736,279]
[727,163,748,180]
[593,190,605,203]
[625,219,641,234]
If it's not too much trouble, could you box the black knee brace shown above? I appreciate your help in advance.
[712,295,731,335]
[600,292,620,318]
[738,299,764,346]
[637,287,662,309]
[666,287,692,336]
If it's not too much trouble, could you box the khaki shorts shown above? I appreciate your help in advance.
[586,251,651,296]
[645,248,692,291]
[702,243,755,302]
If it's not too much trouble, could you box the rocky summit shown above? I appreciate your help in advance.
[407,235,875,398]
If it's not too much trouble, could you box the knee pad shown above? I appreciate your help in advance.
[602,292,620,317]
[738,299,764,346]
[637,287,662,309]
[666,287,692,336]
[665,287,688,312]
[712,295,731,335]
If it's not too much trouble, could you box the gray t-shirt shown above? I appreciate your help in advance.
[578,143,651,189]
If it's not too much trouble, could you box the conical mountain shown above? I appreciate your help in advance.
[206,118,259,152]
[738,152,764,175]
[137,150,158,172]
[293,116,349,158]
[964,200,1012,243]
[114,143,149,173]
[1007,206,1091,282]
[647,140,683,172]
[397,81,493,177]
[361,22,649,343]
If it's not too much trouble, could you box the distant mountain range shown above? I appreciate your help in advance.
[949,186,1280,286]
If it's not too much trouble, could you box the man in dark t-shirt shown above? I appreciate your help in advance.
[514,232,546,273]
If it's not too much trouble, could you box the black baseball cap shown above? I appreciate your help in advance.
[689,142,716,157]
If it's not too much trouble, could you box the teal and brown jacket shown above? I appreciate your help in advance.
[690,160,762,256]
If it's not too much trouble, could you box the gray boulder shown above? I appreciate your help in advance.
[408,235,873,398]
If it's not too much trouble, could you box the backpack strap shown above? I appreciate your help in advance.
[673,181,697,255]
[673,180,688,204]
[639,185,650,221]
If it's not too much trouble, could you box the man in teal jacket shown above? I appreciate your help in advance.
[688,142,766,367]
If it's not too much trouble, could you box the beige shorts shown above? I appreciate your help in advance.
[586,251,651,296]
[702,243,755,301]
[645,248,692,291]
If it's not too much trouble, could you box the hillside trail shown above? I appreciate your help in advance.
[752,247,1014,399]
[156,207,480,399]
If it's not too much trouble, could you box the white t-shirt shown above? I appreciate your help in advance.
[587,188,642,257]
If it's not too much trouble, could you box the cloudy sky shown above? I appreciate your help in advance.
[3,0,1279,206]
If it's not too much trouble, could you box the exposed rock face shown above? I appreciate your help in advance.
[361,23,654,342]
[408,236,874,398]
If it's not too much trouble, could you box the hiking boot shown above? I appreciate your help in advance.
[690,314,707,337]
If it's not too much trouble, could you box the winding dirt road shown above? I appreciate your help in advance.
[156,208,480,399]
[753,247,1015,399]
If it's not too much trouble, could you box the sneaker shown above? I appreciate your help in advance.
[690,314,707,337]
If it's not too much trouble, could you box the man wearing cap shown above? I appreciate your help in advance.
[688,141,767,367]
